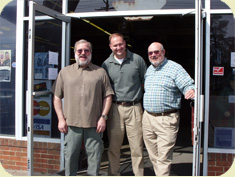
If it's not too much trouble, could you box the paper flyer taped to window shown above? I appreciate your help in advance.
[49,51,58,65]
[231,52,235,67]
[228,95,235,103]
[35,52,52,80]
[48,68,58,80]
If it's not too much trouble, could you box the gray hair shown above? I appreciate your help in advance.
[74,39,93,52]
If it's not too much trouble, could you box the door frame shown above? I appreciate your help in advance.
[27,1,70,175]
[192,0,204,175]
[26,1,205,176]
[202,1,235,175]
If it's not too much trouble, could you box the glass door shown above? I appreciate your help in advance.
[27,1,70,175]
[203,13,235,176]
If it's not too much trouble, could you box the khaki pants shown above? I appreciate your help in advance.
[142,110,180,176]
[107,103,144,176]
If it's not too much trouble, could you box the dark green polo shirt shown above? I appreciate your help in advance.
[102,49,147,102]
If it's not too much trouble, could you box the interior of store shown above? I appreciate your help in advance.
[69,15,196,147]
[26,11,197,147]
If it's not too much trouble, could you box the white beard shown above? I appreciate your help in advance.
[75,54,92,66]
[149,56,164,67]
[151,60,161,67]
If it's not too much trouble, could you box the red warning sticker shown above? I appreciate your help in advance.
[213,67,224,76]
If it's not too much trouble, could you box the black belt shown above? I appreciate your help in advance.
[113,101,139,106]
[147,109,178,116]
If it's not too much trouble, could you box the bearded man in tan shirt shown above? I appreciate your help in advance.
[52,39,114,176]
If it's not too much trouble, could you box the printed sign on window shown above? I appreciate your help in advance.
[213,67,224,76]
[33,80,52,137]
[0,50,11,82]
[214,127,235,148]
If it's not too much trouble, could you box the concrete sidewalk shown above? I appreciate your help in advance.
[74,145,194,176]
[3,169,50,176]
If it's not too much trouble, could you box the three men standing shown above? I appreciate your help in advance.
[53,37,195,176]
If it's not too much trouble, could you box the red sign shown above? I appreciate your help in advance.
[213,67,224,76]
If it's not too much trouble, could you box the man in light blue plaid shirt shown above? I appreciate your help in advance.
[143,42,195,176]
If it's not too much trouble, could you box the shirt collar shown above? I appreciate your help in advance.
[77,62,95,70]
[109,49,131,64]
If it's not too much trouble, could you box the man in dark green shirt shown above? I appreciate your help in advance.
[102,33,147,176]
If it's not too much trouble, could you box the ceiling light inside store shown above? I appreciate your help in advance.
[124,16,153,21]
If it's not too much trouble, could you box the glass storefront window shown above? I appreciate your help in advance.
[209,14,235,149]
[23,0,227,15]
[0,0,17,135]
[69,0,196,13]
[25,0,63,16]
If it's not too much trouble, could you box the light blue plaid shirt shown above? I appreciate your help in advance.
[143,58,194,113]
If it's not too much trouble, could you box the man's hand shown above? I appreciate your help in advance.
[53,95,68,133]
[96,117,106,133]
[58,118,68,133]
[185,89,195,100]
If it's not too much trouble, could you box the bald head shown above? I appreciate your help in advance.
[148,42,164,51]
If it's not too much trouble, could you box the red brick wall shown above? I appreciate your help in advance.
[208,153,235,176]
[1,138,234,175]
[0,138,61,174]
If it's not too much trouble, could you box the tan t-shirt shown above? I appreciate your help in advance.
[52,62,114,128]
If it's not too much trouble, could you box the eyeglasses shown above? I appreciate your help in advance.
[148,50,161,55]
[76,49,90,54]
